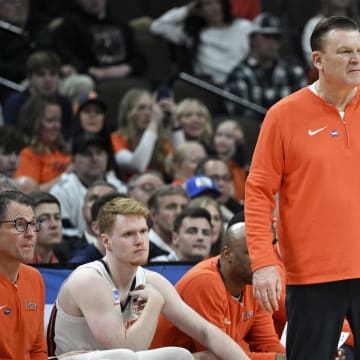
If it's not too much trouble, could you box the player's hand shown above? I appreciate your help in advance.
[253,265,281,314]
[336,348,346,360]
[129,284,164,307]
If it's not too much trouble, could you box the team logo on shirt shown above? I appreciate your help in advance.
[113,289,121,306]
[26,301,37,311]
[308,126,327,136]
[307,127,339,138]
[243,311,254,319]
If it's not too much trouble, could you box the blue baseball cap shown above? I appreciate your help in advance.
[184,175,221,199]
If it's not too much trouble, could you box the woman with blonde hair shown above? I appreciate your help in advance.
[14,94,71,192]
[166,140,207,185]
[111,88,184,180]
[176,98,213,152]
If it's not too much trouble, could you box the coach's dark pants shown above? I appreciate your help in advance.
[286,279,360,360]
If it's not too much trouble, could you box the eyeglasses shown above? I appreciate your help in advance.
[0,218,42,233]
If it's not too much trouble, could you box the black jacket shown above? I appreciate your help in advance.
[52,5,146,75]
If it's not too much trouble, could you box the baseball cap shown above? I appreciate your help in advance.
[72,133,108,155]
[74,91,106,115]
[252,13,282,35]
[184,175,221,199]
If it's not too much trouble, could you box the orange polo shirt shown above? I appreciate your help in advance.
[246,87,360,284]
[0,264,47,360]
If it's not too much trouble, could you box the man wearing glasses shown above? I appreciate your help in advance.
[0,191,47,359]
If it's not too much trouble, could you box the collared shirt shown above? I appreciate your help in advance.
[0,264,47,359]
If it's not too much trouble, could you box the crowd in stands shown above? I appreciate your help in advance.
[0,0,356,359]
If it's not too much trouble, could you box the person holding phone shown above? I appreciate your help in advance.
[111,88,184,180]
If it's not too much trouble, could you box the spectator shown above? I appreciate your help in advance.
[166,141,207,186]
[27,191,62,264]
[14,95,71,193]
[188,195,225,256]
[0,125,26,178]
[47,197,249,360]
[73,91,122,180]
[148,185,189,259]
[3,51,73,139]
[81,181,117,245]
[196,157,244,223]
[212,119,247,201]
[0,191,47,359]
[127,170,165,207]
[50,133,127,239]
[176,98,213,152]
[51,0,146,82]
[151,207,212,262]
[73,91,107,136]
[150,0,252,85]
[225,13,307,122]
[151,217,285,358]
[111,88,184,180]
[59,180,117,262]
[0,0,41,102]
[184,174,221,199]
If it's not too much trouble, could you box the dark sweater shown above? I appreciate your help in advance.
[51,5,146,75]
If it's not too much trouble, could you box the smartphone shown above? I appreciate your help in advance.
[156,85,172,102]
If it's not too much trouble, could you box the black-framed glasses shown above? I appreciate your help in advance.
[0,218,42,233]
